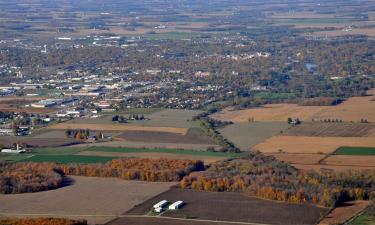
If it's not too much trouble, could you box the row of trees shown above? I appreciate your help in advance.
[180,153,374,207]
[0,218,87,225]
[0,162,62,194]
[0,158,205,194]
[193,113,239,153]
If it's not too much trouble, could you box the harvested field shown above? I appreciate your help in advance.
[264,153,325,165]
[46,123,188,135]
[313,89,375,122]
[71,141,219,151]
[126,188,327,225]
[0,137,82,147]
[318,201,372,225]
[77,151,224,164]
[314,28,375,37]
[211,104,325,122]
[254,136,375,154]
[211,89,375,123]
[219,122,289,150]
[284,123,375,137]
[0,176,175,225]
[293,164,375,172]
[117,128,214,145]
[321,155,375,168]
[0,103,54,113]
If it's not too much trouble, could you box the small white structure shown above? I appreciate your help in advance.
[154,207,163,213]
[168,201,184,210]
[153,200,168,209]
[1,144,26,154]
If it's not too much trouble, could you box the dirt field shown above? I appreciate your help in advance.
[108,216,246,225]
[211,89,375,123]
[0,176,175,225]
[264,153,326,165]
[321,155,375,168]
[211,104,325,122]
[46,123,188,135]
[77,151,224,164]
[253,136,375,154]
[314,28,375,37]
[117,128,214,145]
[0,104,54,113]
[283,123,375,137]
[219,122,289,150]
[318,201,372,225]
[70,140,219,151]
[0,137,82,147]
[126,188,327,225]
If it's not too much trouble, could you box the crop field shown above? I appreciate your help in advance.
[20,155,116,163]
[321,155,375,168]
[219,122,289,150]
[0,136,82,147]
[211,89,375,123]
[335,146,375,155]
[1,146,239,164]
[253,136,375,154]
[46,123,188,135]
[264,153,326,165]
[313,28,375,37]
[117,128,214,145]
[318,201,372,225]
[125,188,327,225]
[0,176,175,225]
[284,123,375,137]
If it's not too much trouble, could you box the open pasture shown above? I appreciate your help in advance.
[126,188,327,225]
[219,122,289,150]
[335,146,375,155]
[0,176,174,225]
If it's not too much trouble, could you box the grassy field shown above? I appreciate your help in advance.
[20,155,116,163]
[219,122,289,150]
[335,147,375,156]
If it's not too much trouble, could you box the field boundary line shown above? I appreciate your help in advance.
[120,214,273,225]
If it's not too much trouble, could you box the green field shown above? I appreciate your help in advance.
[347,205,375,225]
[20,155,116,163]
[1,146,243,164]
[334,147,375,156]
[86,146,243,157]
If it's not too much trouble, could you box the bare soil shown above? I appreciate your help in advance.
[0,176,175,225]
[284,123,375,137]
[126,188,328,225]
[117,128,214,145]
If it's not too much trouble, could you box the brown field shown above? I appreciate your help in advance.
[318,201,372,225]
[321,155,375,168]
[314,28,375,37]
[254,136,375,154]
[211,104,325,122]
[0,176,175,225]
[264,153,326,165]
[269,12,335,19]
[77,151,224,164]
[108,216,244,225]
[0,104,54,113]
[211,89,375,123]
[283,123,375,137]
[125,188,327,225]
[117,128,214,145]
[70,141,219,151]
[46,123,188,135]
[0,137,82,147]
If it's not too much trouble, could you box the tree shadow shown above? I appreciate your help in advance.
[60,176,75,188]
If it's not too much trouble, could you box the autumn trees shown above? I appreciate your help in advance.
[180,154,375,208]
[0,162,63,194]
[0,158,205,194]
